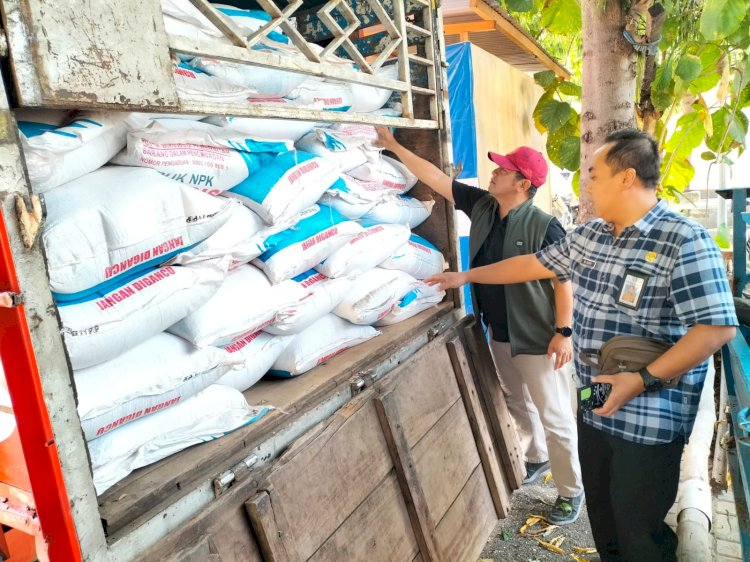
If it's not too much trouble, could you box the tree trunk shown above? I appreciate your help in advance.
[579,0,638,222]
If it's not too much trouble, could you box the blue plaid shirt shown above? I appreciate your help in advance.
[537,200,737,444]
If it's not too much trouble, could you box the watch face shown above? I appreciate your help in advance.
[557,326,572,337]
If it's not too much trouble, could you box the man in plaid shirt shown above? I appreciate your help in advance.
[428,129,737,561]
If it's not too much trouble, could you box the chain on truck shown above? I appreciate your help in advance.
[0,1,525,560]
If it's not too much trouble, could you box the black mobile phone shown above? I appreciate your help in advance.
[577,382,612,412]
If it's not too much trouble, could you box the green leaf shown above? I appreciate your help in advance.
[690,44,724,93]
[558,135,581,171]
[540,0,581,36]
[661,154,695,192]
[701,151,716,160]
[533,90,555,133]
[537,100,575,133]
[534,70,557,89]
[505,0,534,12]
[675,55,702,83]
[664,112,706,158]
[652,88,674,113]
[654,58,673,91]
[571,169,580,197]
[699,0,744,41]
[546,122,579,170]
[707,106,749,153]
[557,81,582,98]
[501,528,514,541]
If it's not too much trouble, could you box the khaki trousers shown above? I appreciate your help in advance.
[488,340,583,497]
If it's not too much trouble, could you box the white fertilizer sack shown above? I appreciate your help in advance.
[168,264,297,347]
[374,282,445,326]
[294,128,377,172]
[287,79,353,112]
[252,205,362,283]
[166,200,273,270]
[18,111,148,193]
[173,59,256,103]
[216,331,293,391]
[226,150,341,225]
[75,332,238,440]
[348,64,399,113]
[316,223,410,278]
[333,267,419,325]
[379,234,446,279]
[59,263,225,370]
[204,114,314,142]
[90,384,267,494]
[268,314,379,377]
[43,166,232,300]
[112,120,292,194]
[190,56,305,98]
[264,269,354,335]
[361,195,434,228]
[347,154,417,194]
[317,175,392,219]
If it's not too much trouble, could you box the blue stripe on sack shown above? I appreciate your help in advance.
[258,205,345,261]
[327,177,348,193]
[52,241,201,304]
[292,269,320,283]
[17,121,58,138]
[68,119,103,128]
[54,264,162,307]
[267,369,293,378]
[228,150,321,205]
[49,130,78,138]
[409,233,440,252]
[399,288,420,308]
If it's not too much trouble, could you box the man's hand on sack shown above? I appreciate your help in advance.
[591,371,645,416]
[373,126,399,151]
[425,271,468,291]
[548,333,573,370]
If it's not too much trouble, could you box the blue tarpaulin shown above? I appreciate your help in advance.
[446,42,477,181]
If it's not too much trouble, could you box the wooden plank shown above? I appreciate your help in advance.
[307,473,420,562]
[99,305,453,537]
[434,465,497,562]
[463,320,525,489]
[262,395,394,561]
[142,467,265,562]
[447,339,511,517]
[379,344,462,448]
[246,490,296,562]
[411,400,481,521]
[444,20,495,34]
[375,392,440,562]
[468,0,570,79]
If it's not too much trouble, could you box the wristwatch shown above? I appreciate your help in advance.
[555,326,573,337]
[638,366,668,392]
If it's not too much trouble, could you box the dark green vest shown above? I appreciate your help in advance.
[469,195,556,356]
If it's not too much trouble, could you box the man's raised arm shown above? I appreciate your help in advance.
[426,254,556,290]
[374,126,454,203]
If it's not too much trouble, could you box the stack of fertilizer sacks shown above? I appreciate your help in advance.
[16,0,446,495]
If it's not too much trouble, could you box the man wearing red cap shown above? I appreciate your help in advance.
[374,127,584,525]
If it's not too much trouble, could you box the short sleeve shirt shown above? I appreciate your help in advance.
[537,200,737,444]
[452,180,566,340]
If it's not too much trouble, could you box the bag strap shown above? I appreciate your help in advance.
[578,348,601,370]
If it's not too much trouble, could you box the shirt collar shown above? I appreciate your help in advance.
[604,199,666,236]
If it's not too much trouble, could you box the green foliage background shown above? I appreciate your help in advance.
[499,0,750,199]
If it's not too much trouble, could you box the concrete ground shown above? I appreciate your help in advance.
[479,473,744,561]
[479,472,598,562]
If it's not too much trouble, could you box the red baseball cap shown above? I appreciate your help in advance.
[488,146,548,187]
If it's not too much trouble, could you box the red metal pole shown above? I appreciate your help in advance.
[0,211,81,561]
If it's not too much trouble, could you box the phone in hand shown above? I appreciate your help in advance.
[578,382,612,412]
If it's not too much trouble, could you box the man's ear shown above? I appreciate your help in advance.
[621,167,637,189]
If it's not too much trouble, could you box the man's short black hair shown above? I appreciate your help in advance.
[603,129,661,188]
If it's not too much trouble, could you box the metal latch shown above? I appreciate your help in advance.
[0,292,23,308]
[213,453,258,496]
[350,377,366,394]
